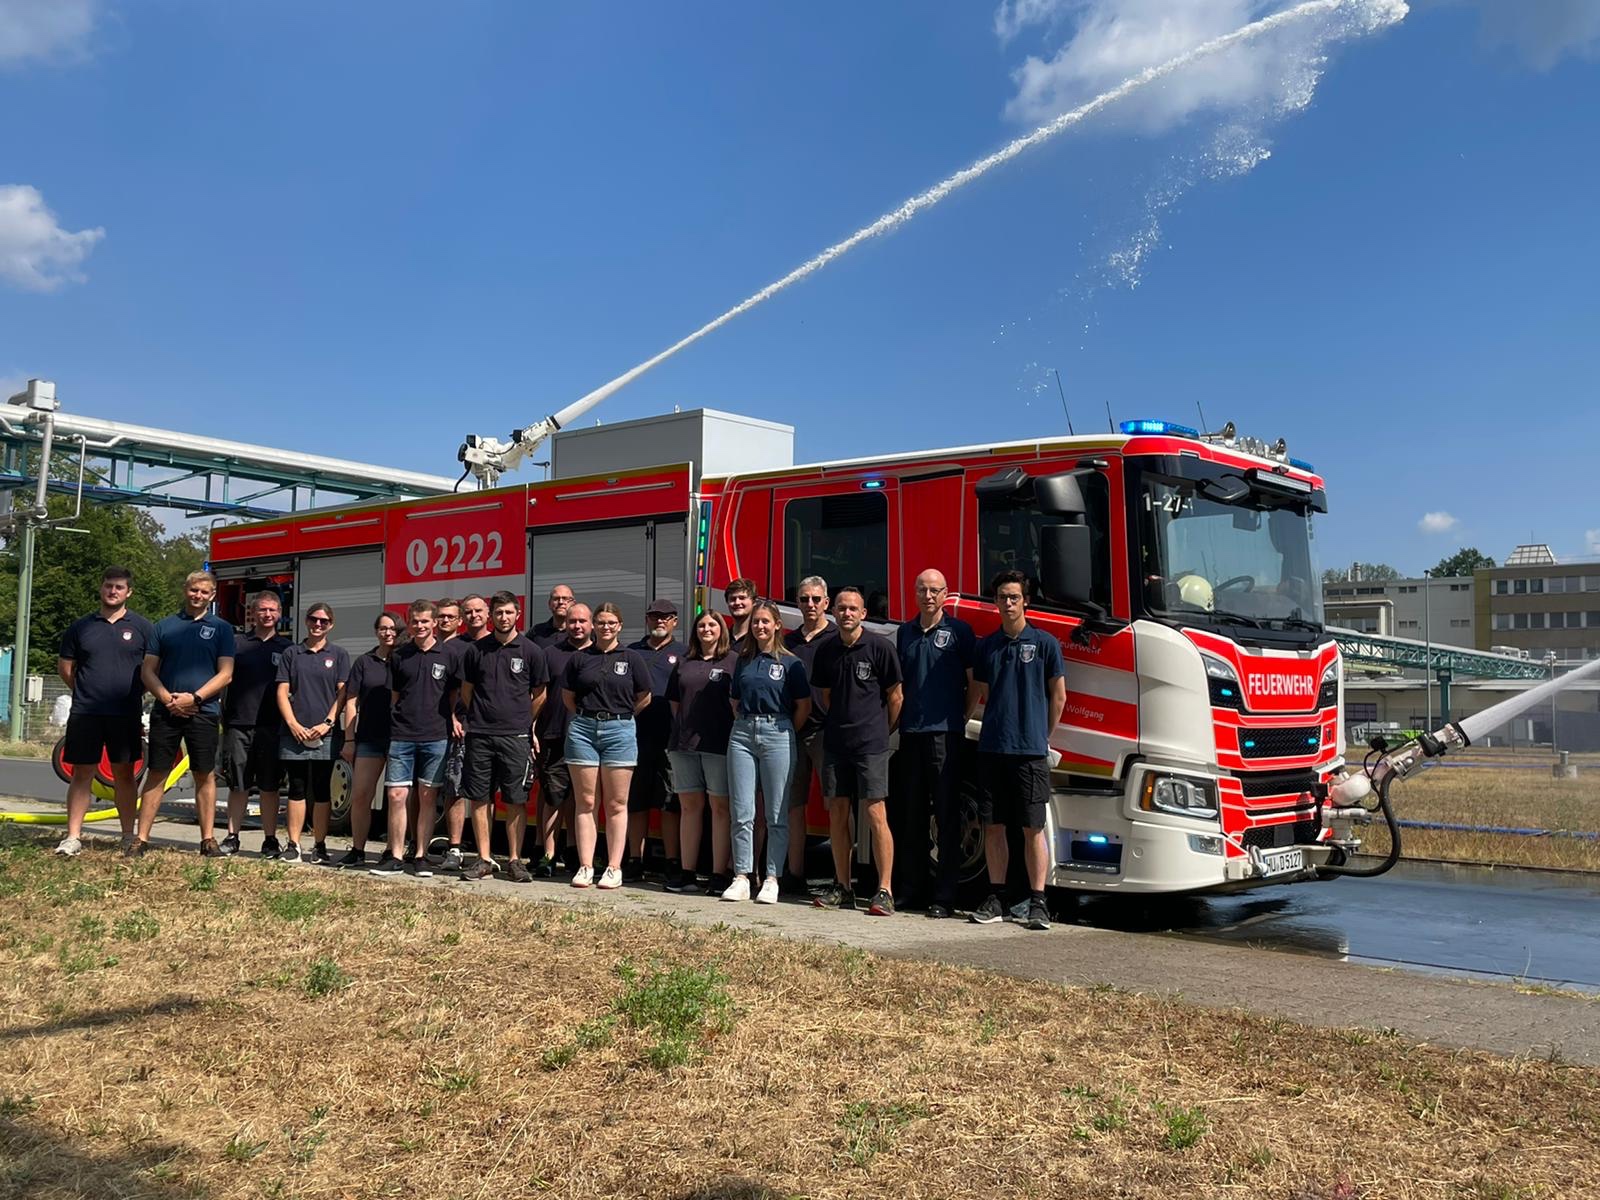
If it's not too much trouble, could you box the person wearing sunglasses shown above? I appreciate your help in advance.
[781,575,835,894]
[336,611,402,867]
[274,603,351,864]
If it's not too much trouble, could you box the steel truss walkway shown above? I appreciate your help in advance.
[1331,625,1549,717]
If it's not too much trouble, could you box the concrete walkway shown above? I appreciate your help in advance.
[10,798,1599,1067]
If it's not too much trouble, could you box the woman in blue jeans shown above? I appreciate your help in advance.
[724,599,811,903]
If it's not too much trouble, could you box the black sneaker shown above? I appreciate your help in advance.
[438,846,464,872]
[969,895,1006,925]
[310,843,332,866]
[411,859,434,878]
[335,848,365,868]
[926,900,953,920]
[1023,898,1051,932]
[369,853,404,876]
[260,835,282,860]
[464,859,497,881]
[124,839,150,859]
[812,883,857,911]
[663,870,698,894]
[220,832,241,856]
[200,838,224,858]
[280,841,302,864]
[704,873,731,898]
[866,889,895,917]
[507,860,532,883]
[622,858,646,883]
[533,855,555,879]
[1007,897,1032,923]
[778,871,809,897]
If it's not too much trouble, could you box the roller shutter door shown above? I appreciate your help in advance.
[529,521,686,640]
[297,550,384,654]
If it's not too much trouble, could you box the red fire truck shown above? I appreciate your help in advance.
[209,409,1356,893]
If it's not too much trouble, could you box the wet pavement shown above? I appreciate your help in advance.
[1071,862,1600,992]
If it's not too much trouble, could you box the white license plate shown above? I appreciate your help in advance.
[1259,848,1305,877]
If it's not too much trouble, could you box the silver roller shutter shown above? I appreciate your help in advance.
[530,521,686,643]
[297,550,384,654]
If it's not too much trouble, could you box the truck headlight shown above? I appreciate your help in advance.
[1140,772,1220,819]
[1318,659,1340,708]
[1202,653,1242,709]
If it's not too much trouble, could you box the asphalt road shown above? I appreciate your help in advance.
[0,754,196,804]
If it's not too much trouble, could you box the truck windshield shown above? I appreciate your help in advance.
[1139,476,1323,632]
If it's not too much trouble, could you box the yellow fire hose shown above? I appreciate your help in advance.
[0,757,191,825]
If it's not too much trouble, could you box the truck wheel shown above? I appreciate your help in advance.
[327,758,354,836]
[930,773,988,891]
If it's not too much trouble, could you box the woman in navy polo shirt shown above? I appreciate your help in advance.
[724,600,811,903]
[561,601,652,891]
[275,602,351,864]
[337,611,401,868]
[666,610,739,895]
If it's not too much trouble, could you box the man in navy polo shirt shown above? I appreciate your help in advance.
[893,568,975,917]
[969,569,1066,932]
[623,598,685,881]
[55,565,156,856]
[135,570,236,855]
[811,587,903,915]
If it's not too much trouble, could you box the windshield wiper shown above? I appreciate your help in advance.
[1207,608,1265,628]
[1267,616,1324,633]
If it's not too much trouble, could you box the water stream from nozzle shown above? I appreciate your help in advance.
[551,0,1406,431]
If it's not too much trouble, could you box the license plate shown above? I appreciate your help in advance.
[1259,848,1305,877]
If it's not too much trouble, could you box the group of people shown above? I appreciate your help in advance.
[51,563,1067,930]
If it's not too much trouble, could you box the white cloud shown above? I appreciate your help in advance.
[1419,511,1460,534]
[1434,0,1600,70]
[997,0,1406,130]
[0,184,104,291]
[0,0,100,67]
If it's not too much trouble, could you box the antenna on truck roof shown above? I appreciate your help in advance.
[1104,400,1115,433]
[1052,369,1075,436]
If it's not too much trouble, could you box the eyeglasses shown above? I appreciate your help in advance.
[996,594,1025,605]
[916,586,947,596]
[306,616,332,626]
[798,596,826,606]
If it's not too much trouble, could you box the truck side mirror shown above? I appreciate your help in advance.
[1034,470,1088,516]
[1040,523,1096,611]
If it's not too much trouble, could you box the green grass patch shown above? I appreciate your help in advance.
[837,1099,929,1167]
[182,862,220,892]
[263,888,333,922]
[113,909,160,942]
[302,956,351,998]
[1156,1101,1207,1150]
[612,959,734,1069]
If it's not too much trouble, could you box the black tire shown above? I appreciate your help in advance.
[930,768,989,897]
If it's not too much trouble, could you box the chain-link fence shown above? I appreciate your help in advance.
[0,672,73,745]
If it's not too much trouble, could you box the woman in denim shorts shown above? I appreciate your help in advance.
[337,611,400,867]
[724,600,811,903]
[561,602,652,890]
[665,610,738,895]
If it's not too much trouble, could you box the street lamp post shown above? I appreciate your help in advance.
[1545,651,1559,751]
[5,380,60,742]
[1422,569,1433,729]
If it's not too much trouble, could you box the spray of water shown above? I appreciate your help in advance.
[552,0,1406,429]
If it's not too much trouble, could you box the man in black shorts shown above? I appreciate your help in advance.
[623,599,684,881]
[968,570,1067,932]
[221,591,291,857]
[460,591,548,881]
[136,570,236,855]
[531,604,590,875]
[781,574,835,893]
[55,566,155,856]
[811,587,903,915]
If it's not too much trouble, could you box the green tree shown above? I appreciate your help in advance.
[1429,548,1495,578]
[0,499,206,674]
[1322,562,1400,584]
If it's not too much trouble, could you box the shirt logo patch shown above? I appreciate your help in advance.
[768,663,784,681]
[510,658,524,674]
[934,629,952,649]
[668,655,678,665]
[122,630,133,641]
[431,663,446,681]
[199,626,215,640]
[323,658,334,669]
[613,662,629,675]
[709,668,726,681]
[855,661,874,682]
[1019,642,1037,663]
[271,652,281,666]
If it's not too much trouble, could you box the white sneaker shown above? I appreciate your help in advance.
[597,866,623,890]
[721,875,751,902]
[571,866,594,889]
[54,836,83,857]
[755,876,779,905]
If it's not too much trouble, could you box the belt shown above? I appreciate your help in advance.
[585,711,633,722]
[740,713,788,723]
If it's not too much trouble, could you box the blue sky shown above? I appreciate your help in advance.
[2,0,1597,576]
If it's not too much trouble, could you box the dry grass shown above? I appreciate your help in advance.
[3,830,1600,1200]
[1360,748,1600,871]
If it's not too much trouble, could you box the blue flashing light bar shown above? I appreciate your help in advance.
[1288,456,1317,473]
[1119,419,1198,437]
[860,479,886,490]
